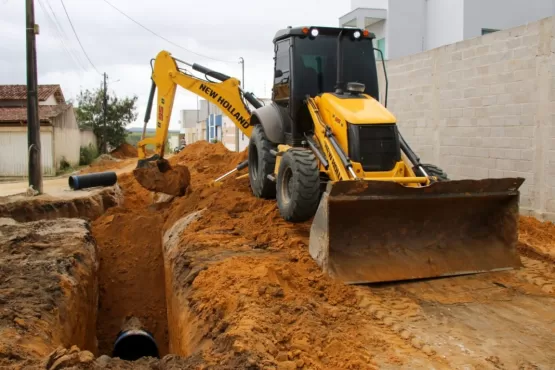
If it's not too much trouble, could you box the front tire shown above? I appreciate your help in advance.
[248,125,276,199]
[276,149,320,222]
[415,164,449,181]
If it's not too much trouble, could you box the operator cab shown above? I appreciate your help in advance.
[272,26,380,144]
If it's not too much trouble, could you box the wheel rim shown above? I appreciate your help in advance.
[280,167,293,205]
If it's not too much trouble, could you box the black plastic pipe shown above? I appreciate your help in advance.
[112,329,159,361]
[68,172,117,190]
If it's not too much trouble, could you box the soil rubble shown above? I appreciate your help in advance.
[2,141,555,369]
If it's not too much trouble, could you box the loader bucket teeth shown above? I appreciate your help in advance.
[309,178,525,284]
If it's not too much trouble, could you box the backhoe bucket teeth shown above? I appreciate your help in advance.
[132,157,191,196]
[309,178,525,284]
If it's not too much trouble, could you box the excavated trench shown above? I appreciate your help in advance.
[92,204,170,358]
[3,141,555,369]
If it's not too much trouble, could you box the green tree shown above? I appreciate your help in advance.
[75,88,138,152]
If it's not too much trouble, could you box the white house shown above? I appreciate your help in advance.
[0,85,96,177]
[340,0,555,60]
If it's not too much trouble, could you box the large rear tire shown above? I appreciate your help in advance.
[248,125,276,199]
[415,164,449,181]
[276,149,320,222]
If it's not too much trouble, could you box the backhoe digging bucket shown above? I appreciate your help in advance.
[309,178,525,284]
[133,157,191,196]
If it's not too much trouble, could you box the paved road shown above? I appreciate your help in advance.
[0,162,136,197]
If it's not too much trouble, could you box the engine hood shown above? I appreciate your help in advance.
[319,93,396,124]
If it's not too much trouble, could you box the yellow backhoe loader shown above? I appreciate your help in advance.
[136,26,525,284]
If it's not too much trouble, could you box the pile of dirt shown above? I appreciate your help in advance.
[0,218,98,368]
[110,143,138,159]
[0,186,122,222]
[29,140,555,369]
[155,143,405,368]
[80,155,135,175]
[116,172,154,209]
[132,161,190,197]
[519,216,555,262]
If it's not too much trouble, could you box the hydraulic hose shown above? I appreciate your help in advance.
[192,63,231,82]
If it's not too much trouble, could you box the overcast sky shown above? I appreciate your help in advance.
[1,0,351,130]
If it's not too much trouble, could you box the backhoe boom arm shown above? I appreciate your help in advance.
[138,50,258,159]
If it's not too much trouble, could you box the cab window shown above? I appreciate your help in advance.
[273,39,291,104]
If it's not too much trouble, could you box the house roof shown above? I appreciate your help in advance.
[0,85,65,104]
[0,104,71,124]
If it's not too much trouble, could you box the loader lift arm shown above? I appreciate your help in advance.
[137,50,261,161]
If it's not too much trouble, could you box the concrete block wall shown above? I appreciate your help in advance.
[377,16,555,220]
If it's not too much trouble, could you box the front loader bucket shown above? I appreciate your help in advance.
[309,178,525,284]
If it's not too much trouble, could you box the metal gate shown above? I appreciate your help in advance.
[0,130,55,176]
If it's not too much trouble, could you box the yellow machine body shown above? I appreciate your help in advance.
[304,93,524,284]
[137,51,253,160]
[137,47,524,285]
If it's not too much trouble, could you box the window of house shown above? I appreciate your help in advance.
[375,38,386,60]
[481,28,499,35]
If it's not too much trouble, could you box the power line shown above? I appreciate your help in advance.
[36,0,88,72]
[101,0,236,64]
[58,0,101,74]
[44,0,89,70]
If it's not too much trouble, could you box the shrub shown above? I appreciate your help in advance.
[80,144,99,165]
[59,156,71,171]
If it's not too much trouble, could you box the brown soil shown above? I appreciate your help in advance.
[158,143,436,368]
[110,143,138,159]
[92,206,169,357]
[116,172,154,210]
[80,157,136,175]
[133,161,190,196]
[518,215,555,262]
[159,142,555,369]
[86,142,238,362]
[3,140,555,369]
[0,186,122,223]
[0,218,98,369]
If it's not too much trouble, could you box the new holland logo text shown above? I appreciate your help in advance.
[199,84,249,128]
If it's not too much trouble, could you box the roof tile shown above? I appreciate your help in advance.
[0,85,65,104]
[0,104,71,123]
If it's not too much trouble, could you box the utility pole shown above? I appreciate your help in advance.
[237,57,244,152]
[26,0,42,194]
[103,72,108,153]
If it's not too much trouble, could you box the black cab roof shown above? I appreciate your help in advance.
[273,26,375,43]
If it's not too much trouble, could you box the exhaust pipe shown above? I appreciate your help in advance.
[112,317,159,361]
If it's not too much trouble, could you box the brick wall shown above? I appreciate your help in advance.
[377,16,555,220]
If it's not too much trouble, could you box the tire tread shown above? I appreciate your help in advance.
[277,149,321,222]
